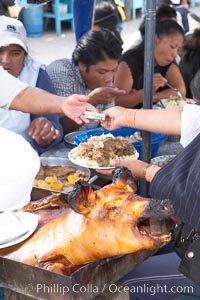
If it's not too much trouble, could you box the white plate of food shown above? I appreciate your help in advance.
[68,147,116,169]
[0,212,39,249]
[68,134,139,169]
[159,98,196,108]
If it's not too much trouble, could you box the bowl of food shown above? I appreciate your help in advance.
[74,127,167,159]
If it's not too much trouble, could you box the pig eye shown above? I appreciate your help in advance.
[108,207,121,218]
[103,205,122,219]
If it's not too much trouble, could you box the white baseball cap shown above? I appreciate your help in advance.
[0,15,28,53]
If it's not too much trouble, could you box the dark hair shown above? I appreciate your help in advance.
[72,28,122,68]
[94,1,118,28]
[191,69,200,101]
[137,19,184,52]
[139,5,177,37]
[155,19,184,39]
[93,1,122,44]
[156,4,177,21]
[180,28,200,61]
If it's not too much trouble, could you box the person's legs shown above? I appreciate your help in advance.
[119,252,200,300]
[176,6,190,33]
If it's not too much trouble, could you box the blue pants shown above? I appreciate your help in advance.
[176,6,190,33]
[119,252,200,300]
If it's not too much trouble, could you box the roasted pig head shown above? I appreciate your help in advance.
[3,167,173,268]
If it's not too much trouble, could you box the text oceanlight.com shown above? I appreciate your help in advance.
[124,283,194,296]
[32,283,194,296]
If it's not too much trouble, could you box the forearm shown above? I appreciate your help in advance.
[115,90,143,108]
[126,108,182,135]
[181,0,189,8]
[10,87,65,114]
[107,159,161,182]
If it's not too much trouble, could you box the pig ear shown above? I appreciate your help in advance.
[113,167,137,192]
[67,181,95,214]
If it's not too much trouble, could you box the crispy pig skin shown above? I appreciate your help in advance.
[1,167,173,270]
[22,193,68,211]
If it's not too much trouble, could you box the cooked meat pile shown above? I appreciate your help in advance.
[76,135,137,167]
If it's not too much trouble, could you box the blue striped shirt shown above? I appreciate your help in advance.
[150,132,200,230]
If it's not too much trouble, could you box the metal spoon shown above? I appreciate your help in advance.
[165,82,184,99]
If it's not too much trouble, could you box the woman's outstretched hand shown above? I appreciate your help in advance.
[101,106,128,130]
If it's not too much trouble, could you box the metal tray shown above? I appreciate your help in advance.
[0,250,156,300]
[35,157,91,193]
[40,157,90,176]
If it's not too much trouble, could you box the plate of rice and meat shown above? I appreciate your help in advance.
[68,133,139,169]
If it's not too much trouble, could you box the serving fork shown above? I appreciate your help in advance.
[165,82,184,99]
